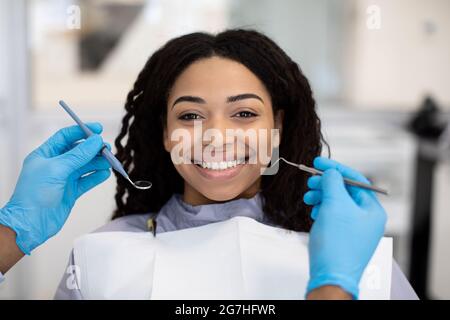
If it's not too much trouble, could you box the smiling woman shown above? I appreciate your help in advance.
[164,56,283,204]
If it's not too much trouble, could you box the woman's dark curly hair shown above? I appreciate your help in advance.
[112,28,329,232]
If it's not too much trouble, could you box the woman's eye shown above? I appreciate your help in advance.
[178,113,203,121]
[234,111,257,118]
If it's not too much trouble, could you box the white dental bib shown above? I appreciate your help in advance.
[72,216,392,299]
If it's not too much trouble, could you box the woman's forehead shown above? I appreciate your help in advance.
[168,56,271,105]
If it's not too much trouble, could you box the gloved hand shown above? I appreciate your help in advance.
[303,156,387,299]
[0,123,112,255]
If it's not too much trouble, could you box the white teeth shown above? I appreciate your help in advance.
[194,159,246,170]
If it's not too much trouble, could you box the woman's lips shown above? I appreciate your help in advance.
[193,162,245,180]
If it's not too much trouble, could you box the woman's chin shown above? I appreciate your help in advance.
[195,178,260,202]
[198,187,245,202]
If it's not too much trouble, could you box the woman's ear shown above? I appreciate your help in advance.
[163,126,171,153]
[275,110,284,133]
[273,110,284,148]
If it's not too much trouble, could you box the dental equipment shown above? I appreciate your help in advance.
[272,157,389,196]
[58,100,152,190]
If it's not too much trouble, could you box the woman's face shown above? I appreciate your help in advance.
[164,56,282,205]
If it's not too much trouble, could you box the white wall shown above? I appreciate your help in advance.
[346,0,450,110]
[430,162,450,299]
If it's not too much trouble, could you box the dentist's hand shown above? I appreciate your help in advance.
[0,124,111,256]
[303,157,387,299]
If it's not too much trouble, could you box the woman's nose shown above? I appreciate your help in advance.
[202,116,235,141]
[200,117,248,157]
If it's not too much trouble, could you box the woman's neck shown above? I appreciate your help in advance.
[182,179,261,206]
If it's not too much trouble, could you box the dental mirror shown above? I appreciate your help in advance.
[129,180,153,190]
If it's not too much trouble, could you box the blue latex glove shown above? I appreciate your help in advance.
[303,156,387,299]
[0,123,112,255]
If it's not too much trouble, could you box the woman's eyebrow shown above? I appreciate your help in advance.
[227,93,264,104]
[171,93,264,109]
[172,96,206,109]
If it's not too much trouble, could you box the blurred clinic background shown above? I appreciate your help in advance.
[1,0,450,299]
